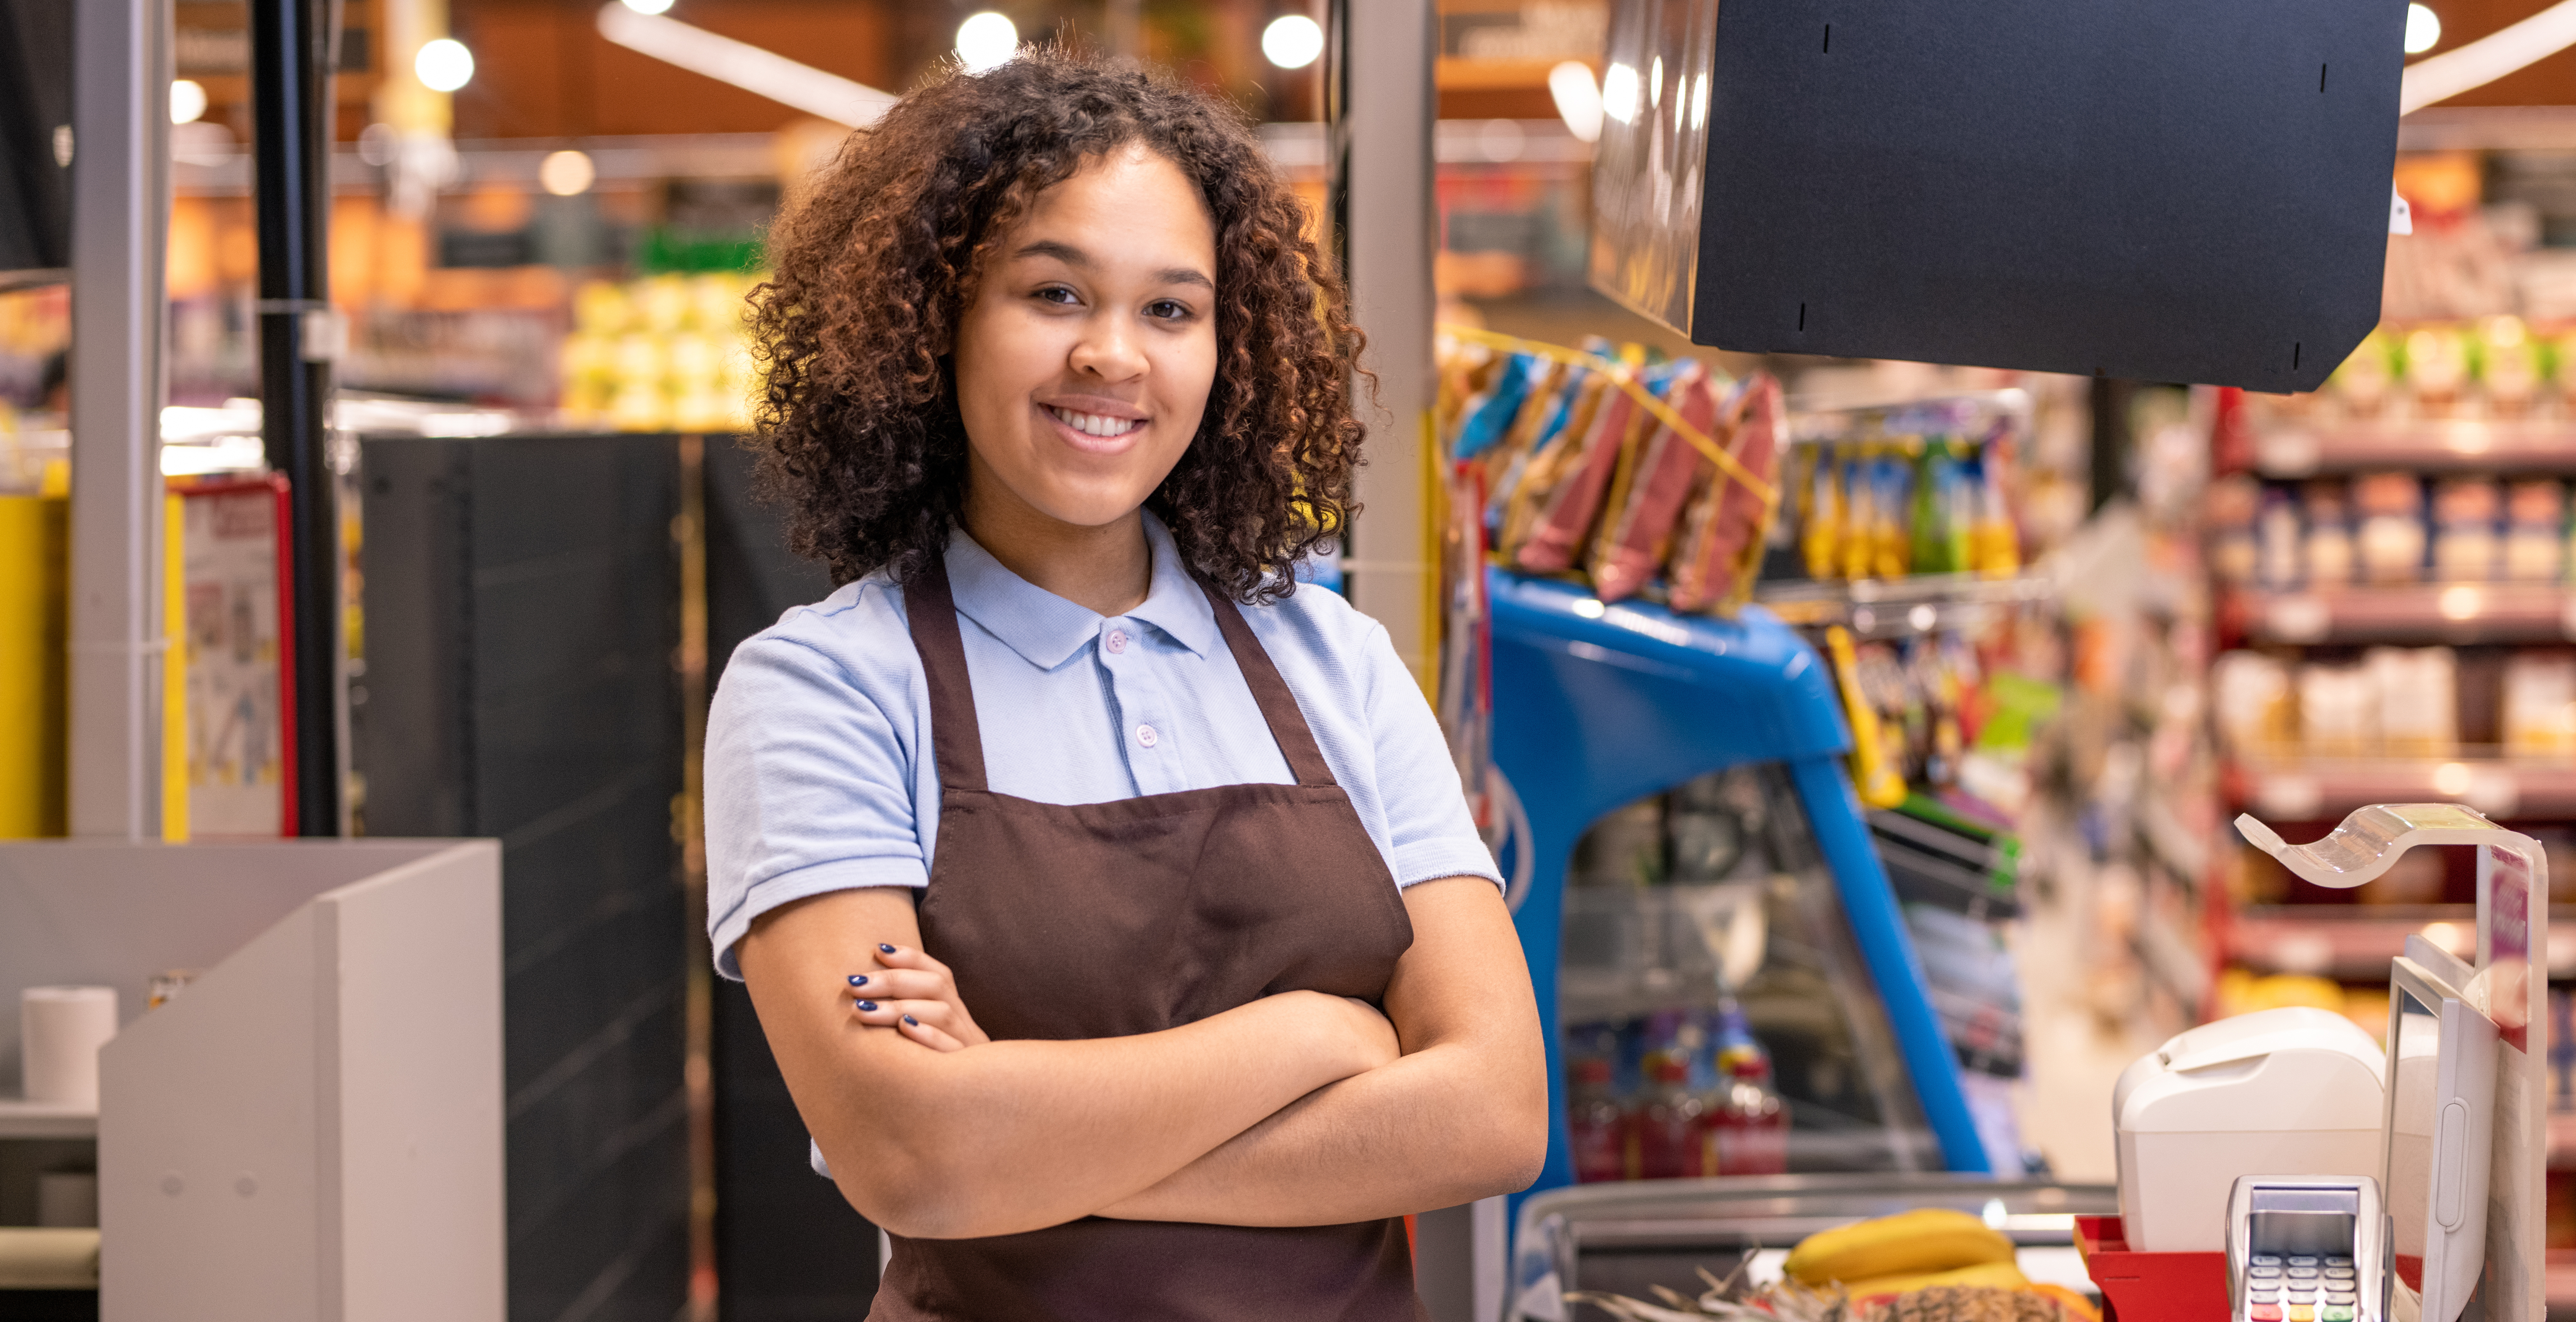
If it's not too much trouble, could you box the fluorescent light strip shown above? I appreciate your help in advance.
[2401,0,2576,113]
[595,3,898,128]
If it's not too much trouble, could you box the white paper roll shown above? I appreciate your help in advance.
[20,986,117,1106]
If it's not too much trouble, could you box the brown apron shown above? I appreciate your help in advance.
[869,553,1426,1322]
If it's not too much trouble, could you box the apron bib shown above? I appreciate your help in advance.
[869,552,1425,1322]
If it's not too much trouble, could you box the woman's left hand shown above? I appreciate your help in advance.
[848,944,990,1051]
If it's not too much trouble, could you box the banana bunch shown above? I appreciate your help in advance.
[1784,1208,2025,1299]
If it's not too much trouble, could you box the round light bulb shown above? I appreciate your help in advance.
[955,12,1018,74]
[2405,4,2441,54]
[415,37,475,93]
[539,149,596,197]
[1261,15,1324,70]
[170,79,207,125]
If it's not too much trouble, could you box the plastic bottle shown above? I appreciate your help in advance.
[1703,1051,1790,1175]
[1631,1055,1707,1180]
[1568,1058,1628,1183]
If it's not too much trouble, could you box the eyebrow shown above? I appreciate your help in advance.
[1013,238,1213,291]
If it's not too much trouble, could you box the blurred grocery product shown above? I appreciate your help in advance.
[1783,1207,2017,1286]
[1566,1057,1626,1184]
[560,271,762,433]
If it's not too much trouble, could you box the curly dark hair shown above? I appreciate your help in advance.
[745,46,1368,602]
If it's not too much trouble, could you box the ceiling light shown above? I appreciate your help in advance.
[955,12,1017,74]
[539,149,596,196]
[416,38,475,93]
[2406,4,2442,54]
[620,0,674,12]
[170,79,207,125]
[1261,15,1324,69]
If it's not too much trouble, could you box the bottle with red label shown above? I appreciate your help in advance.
[1703,1047,1790,1175]
[1567,1058,1628,1183]
[1631,1054,1708,1180]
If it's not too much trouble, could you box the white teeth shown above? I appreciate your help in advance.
[1048,405,1140,438]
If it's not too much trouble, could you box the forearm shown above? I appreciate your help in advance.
[1096,1036,1544,1226]
[806,990,1367,1239]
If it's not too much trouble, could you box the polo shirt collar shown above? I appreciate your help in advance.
[941,512,1217,669]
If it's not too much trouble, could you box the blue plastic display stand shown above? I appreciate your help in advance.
[1487,568,1990,1222]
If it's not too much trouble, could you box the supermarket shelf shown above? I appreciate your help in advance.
[2223,903,2576,980]
[0,1097,96,1140]
[2220,583,2576,645]
[2249,418,2576,476]
[1755,571,2056,637]
[2224,756,2576,820]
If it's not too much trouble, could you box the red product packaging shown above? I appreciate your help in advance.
[1668,374,1786,613]
[1514,375,1650,575]
[1589,363,1723,602]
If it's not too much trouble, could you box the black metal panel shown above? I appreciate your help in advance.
[0,0,69,274]
[356,432,688,1322]
[1596,0,2406,390]
[701,437,884,1319]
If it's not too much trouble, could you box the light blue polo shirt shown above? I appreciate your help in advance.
[703,512,1501,979]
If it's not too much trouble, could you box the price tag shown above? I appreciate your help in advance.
[2258,430,2320,476]
[2256,773,2324,820]
[2265,595,2332,643]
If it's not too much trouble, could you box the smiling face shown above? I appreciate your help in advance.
[951,144,1220,539]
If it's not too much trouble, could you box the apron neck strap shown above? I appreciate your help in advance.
[1192,577,1337,789]
[905,541,1340,793]
[903,551,992,794]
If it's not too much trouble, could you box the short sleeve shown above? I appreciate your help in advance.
[703,634,928,980]
[1356,623,1504,891]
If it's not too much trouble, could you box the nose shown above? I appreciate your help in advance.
[1067,308,1148,383]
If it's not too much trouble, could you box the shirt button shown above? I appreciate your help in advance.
[1135,724,1158,748]
[1105,629,1128,655]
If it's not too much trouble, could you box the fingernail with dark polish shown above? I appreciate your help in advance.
[879,943,898,954]
[902,1015,919,1027]
[857,1000,878,1012]
[847,974,869,987]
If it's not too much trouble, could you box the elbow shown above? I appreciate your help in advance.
[1453,1055,1550,1199]
[820,1129,1006,1240]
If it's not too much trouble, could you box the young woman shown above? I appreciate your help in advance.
[706,49,1547,1318]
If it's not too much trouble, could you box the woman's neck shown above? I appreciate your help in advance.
[959,480,1154,618]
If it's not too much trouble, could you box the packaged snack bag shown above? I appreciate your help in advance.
[1498,371,1611,557]
[1667,374,1786,612]
[1453,352,1542,461]
[1487,363,1589,533]
[1511,369,1657,573]
[1590,363,1727,601]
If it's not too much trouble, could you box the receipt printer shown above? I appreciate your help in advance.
[2116,1007,2389,1252]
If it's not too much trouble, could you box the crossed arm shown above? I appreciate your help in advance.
[736,875,1547,1240]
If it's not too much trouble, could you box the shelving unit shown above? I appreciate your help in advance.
[2224,756,2576,820]
[1757,571,2057,639]
[2246,417,2576,477]
[0,1098,95,1141]
[2220,583,2576,645]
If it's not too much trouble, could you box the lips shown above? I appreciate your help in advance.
[1043,404,1144,439]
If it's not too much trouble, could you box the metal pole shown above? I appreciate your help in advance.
[250,0,341,835]
[1329,5,1488,1312]
[66,0,170,839]
[1326,0,1437,691]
